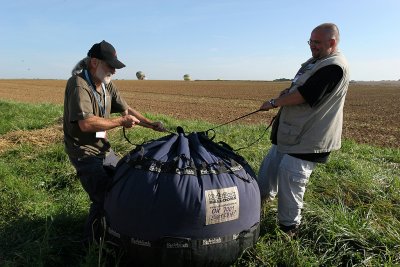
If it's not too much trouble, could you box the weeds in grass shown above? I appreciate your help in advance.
[1,100,399,266]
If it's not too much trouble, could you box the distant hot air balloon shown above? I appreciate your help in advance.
[183,74,191,81]
[136,71,146,80]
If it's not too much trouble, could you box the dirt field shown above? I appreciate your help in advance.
[0,79,399,148]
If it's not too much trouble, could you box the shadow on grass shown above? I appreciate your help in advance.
[0,213,89,267]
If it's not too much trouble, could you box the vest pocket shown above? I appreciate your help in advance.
[278,122,301,146]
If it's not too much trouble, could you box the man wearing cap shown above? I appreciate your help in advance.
[63,40,165,243]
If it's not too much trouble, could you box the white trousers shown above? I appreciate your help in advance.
[258,145,316,226]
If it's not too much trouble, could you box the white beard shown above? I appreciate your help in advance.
[95,63,113,85]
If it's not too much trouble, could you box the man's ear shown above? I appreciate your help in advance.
[90,58,99,68]
[329,38,336,48]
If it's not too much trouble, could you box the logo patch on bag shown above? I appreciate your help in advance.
[205,186,239,225]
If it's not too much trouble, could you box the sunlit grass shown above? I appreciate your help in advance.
[1,100,399,266]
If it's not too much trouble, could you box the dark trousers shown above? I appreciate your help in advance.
[69,155,114,240]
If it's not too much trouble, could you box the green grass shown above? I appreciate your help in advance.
[0,100,399,266]
[0,100,62,134]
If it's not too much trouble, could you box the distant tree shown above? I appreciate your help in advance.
[273,78,291,82]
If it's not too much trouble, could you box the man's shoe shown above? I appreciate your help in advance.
[279,224,299,238]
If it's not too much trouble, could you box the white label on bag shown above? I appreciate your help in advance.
[205,186,239,225]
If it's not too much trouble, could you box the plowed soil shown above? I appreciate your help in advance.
[0,79,399,148]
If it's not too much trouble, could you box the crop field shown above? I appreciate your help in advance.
[0,79,399,148]
[1,79,399,266]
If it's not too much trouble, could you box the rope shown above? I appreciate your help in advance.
[205,109,262,133]
[123,127,140,146]
[122,109,274,151]
[203,109,275,151]
[122,121,176,147]
[233,115,276,151]
[139,121,176,135]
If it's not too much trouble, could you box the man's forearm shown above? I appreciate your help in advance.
[78,116,123,132]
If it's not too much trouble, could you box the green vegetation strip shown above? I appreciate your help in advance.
[0,100,399,266]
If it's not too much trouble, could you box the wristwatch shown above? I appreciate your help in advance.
[269,98,277,108]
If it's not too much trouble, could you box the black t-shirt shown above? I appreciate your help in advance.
[297,65,343,107]
[271,64,343,163]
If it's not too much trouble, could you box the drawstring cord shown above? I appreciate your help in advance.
[233,115,275,151]
[204,109,276,151]
[205,109,262,133]
[123,120,176,146]
[123,109,275,151]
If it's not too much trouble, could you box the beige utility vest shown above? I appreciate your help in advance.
[277,51,350,154]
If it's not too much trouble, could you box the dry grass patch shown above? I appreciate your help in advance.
[0,124,63,152]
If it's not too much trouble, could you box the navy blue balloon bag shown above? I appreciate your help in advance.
[103,128,261,266]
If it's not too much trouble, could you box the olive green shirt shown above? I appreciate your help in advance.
[63,71,129,158]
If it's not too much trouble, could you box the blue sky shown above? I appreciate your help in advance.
[1,0,399,81]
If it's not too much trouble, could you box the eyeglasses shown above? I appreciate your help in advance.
[308,39,334,46]
[307,39,322,46]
